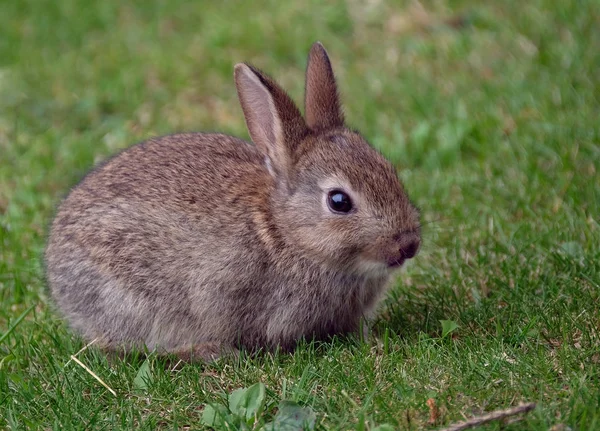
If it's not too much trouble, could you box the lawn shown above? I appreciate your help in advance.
[1,0,599,429]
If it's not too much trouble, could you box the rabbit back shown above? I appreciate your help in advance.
[46,133,279,351]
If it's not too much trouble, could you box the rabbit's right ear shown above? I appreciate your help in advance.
[304,42,344,131]
[234,63,307,183]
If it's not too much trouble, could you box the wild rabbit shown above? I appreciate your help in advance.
[45,42,421,361]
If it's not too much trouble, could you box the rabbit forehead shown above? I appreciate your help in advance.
[299,132,410,212]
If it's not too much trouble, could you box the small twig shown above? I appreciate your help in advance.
[427,398,440,424]
[437,403,536,431]
[170,359,183,372]
[70,355,117,397]
[64,338,98,367]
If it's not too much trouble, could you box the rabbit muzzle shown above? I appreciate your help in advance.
[385,231,421,269]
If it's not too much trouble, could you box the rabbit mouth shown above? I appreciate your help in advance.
[386,257,406,269]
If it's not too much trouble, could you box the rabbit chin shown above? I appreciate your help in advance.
[353,258,395,278]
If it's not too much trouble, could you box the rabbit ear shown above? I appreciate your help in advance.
[234,63,306,181]
[304,42,344,131]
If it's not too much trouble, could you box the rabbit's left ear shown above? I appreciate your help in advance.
[304,42,344,131]
[234,63,307,183]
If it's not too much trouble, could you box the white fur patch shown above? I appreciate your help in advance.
[264,156,275,176]
[354,258,389,278]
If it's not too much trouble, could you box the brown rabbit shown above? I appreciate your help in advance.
[45,42,421,361]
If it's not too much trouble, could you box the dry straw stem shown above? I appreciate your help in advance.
[438,403,536,431]
[64,338,117,396]
[69,355,117,397]
[64,337,98,367]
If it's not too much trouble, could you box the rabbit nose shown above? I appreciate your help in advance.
[387,233,420,268]
[400,237,420,260]
[395,233,420,260]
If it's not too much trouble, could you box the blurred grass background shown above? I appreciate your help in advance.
[1,0,599,429]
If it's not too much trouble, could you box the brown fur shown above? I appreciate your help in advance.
[45,43,421,361]
[305,42,344,131]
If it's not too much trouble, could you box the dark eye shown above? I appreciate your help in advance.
[327,190,353,214]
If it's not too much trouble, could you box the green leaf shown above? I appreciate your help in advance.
[201,404,229,428]
[243,382,266,421]
[229,383,267,423]
[440,320,459,338]
[228,387,248,416]
[372,425,396,431]
[229,382,266,423]
[263,400,316,431]
[560,241,584,258]
[133,359,153,391]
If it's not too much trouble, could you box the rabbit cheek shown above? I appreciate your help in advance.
[303,230,355,266]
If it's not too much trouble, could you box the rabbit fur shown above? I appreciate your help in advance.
[45,42,421,361]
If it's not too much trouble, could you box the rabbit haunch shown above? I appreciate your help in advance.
[45,42,421,361]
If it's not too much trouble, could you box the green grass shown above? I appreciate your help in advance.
[1,0,599,429]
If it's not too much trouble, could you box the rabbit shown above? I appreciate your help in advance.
[45,42,421,362]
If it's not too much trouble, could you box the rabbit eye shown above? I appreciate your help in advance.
[327,190,353,214]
